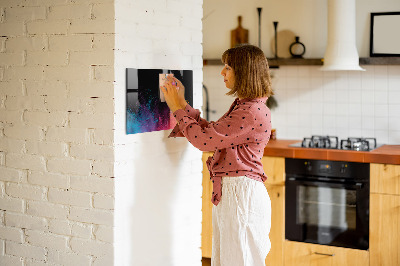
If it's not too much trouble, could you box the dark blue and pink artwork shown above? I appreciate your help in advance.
[126,68,193,134]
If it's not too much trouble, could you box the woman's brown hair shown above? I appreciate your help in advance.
[221,44,273,99]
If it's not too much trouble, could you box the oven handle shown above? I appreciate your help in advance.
[286,177,364,189]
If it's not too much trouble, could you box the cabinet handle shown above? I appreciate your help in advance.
[314,252,335,257]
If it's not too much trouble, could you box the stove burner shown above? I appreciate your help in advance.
[340,137,377,151]
[301,135,339,149]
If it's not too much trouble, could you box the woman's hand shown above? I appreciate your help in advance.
[160,76,187,113]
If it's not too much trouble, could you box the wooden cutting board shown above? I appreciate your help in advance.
[231,16,249,48]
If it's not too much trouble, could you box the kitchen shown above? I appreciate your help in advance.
[202,0,400,265]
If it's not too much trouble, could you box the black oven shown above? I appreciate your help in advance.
[285,158,369,250]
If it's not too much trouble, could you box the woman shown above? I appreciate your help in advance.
[161,44,273,266]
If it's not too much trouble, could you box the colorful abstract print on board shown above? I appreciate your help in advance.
[126,68,193,134]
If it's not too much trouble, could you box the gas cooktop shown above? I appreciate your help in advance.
[289,135,383,151]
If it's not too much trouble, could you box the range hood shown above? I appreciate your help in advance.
[320,0,365,71]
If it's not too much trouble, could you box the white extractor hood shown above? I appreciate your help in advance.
[320,0,365,71]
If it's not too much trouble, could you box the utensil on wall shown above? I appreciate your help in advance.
[230,16,249,48]
[257,8,262,48]
[273,21,279,58]
[289,36,306,58]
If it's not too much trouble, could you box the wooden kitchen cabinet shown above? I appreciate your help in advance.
[201,154,286,266]
[370,163,400,266]
[370,163,400,195]
[202,152,213,258]
[284,241,369,266]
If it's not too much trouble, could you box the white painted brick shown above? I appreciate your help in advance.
[0,226,23,243]
[0,81,23,96]
[5,212,48,231]
[6,183,46,201]
[24,259,48,266]
[24,111,68,127]
[4,96,46,111]
[28,171,69,189]
[25,80,68,97]
[46,127,88,144]
[48,219,71,236]
[44,66,91,82]
[92,34,114,50]
[26,229,68,251]
[92,3,114,20]
[3,66,44,81]
[92,160,113,177]
[70,19,114,34]
[69,81,114,98]
[6,241,46,260]
[43,96,81,112]
[69,112,114,129]
[48,188,91,208]
[71,222,92,239]
[70,175,113,194]
[27,200,69,219]
[22,0,69,6]
[0,197,24,213]
[93,253,113,266]
[69,207,113,226]
[89,128,113,146]
[0,110,23,124]
[47,158,92,176]
[5,36,46,52]
[4,6,46,22]
[0,52,24,66]
[27,21,69,35]
[80,98,115,114]
[26,140,67,157]
[70,50,113,66]
[93,194,113,210]
[26,51,68,66]
[48,4,91,20]
[6,241,46,261]
[0,22,24,36]
[49,35,93,52]
[181,42,202,56]
[70,144,113,161]
[4,125,43,141]
[94,225,112,243]
[6,153,46,171]
[0,152,5,166]
[0,37,5,52]
[0,138,25,155]
[0,211,4,226]
[70,237,113,257]
[93,66,114,82]
[0,255,23,266]
[47,250,91,266]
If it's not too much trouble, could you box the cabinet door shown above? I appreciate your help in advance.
[261,156,285,185]
[370,193,400,266]
[370,163,400,195]
[264,184,284,266]
[202,152,213,258]
[284,241,369,266]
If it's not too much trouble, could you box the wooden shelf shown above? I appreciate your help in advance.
[203,57,400,67]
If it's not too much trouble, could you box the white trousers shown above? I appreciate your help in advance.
[212,176,271,266]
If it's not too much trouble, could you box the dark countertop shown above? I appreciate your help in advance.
[263,139,400,165]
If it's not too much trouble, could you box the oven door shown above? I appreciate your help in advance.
[285,177,369,250]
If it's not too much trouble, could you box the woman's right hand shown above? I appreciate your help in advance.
[169,76,187,107]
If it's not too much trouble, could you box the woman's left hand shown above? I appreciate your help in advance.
[160,76,186,113]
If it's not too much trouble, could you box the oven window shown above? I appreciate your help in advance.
[297,186,356,230]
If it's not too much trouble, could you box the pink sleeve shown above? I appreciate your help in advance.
[172,106,256,152]
[168,104,210,138]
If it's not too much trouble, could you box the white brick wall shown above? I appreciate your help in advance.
[0,0,115,265]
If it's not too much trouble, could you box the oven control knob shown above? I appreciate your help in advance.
[340,164,347,174]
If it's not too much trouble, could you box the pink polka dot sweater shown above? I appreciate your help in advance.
[169,97,272,206]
